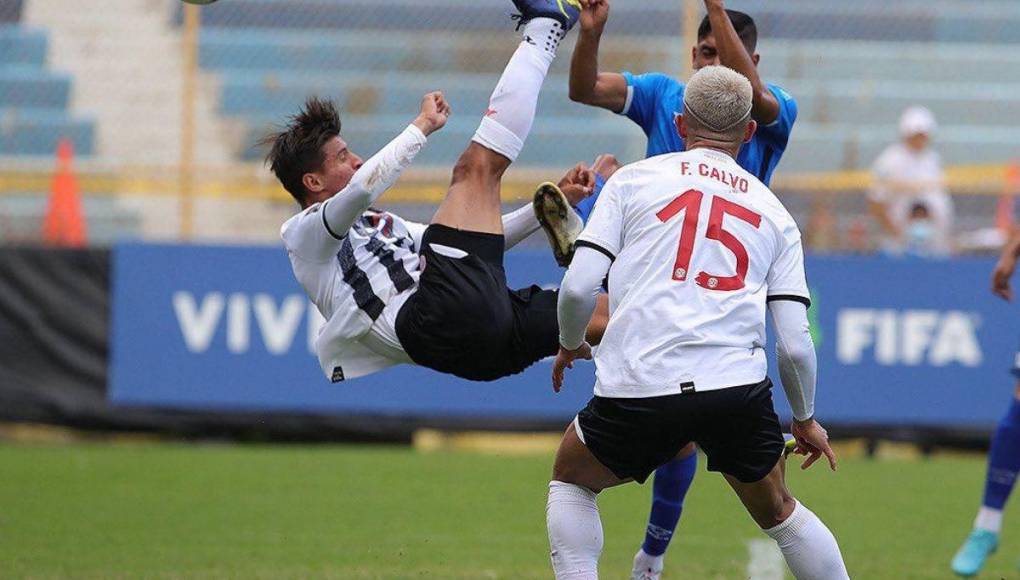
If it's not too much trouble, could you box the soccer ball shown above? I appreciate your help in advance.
[181,0,218,4]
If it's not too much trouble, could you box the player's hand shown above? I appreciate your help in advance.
[790,418,837,471]
[552,342,593,393]
[992,256,1016,302]
[591,153,620,180]
[413,91,451,136]
[578,0,609,35]
[558,163,597,206]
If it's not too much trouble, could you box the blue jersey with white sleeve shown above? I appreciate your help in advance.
[621,71,796,185]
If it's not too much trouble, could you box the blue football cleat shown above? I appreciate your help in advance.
[951,529,998,577]
[512,0,582,32]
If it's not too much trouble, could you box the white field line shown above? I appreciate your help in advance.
[746,538,786,580]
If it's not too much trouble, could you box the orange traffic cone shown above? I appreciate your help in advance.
[42,138,87,247]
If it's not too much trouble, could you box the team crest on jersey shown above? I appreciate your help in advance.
[331,366,346,383]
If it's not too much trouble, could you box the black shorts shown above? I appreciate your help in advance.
[395,224,560,381]
[576,378,785,484]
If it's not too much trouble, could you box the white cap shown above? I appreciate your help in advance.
[899,106,936,137]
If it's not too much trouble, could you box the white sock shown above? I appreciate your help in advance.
[471,18,561,162]
[764,501,849,580]
[975,506,1003,533]
[547,480,602,580]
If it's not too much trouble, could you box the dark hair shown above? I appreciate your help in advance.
[910,202,931,217]
[258,96,342,203]
[697,9,757,54]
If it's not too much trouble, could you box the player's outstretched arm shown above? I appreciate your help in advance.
[552,246,609,391]
[992,228,1020,301]
[770,299,836,471]
[569,0,628,112]
[323,92,449,236]
[703,0,779,124]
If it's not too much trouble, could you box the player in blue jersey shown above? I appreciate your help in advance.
[951,236,1020,576]
[546,1,799,578]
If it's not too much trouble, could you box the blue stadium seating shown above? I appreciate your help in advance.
[0,26,46,66]
[190,1,1020,173]
[0,67,71,109]
[188,1,1020,43]
[0,23,96,158]
[0,109,95,156]
[216,71,585,119]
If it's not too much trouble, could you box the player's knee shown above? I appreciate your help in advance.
[756,491,796,529]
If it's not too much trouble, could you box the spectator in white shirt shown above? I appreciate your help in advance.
[868,106,954,257]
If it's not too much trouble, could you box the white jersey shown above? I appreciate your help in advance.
[577,148,810,398]
[281,203,426,381]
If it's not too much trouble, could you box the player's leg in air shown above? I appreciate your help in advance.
[952,380,1020,576]
[535,151,698,580]
[432,0,581,235]
[395,0,595,380]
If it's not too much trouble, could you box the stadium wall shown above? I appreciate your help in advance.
[2,245,1018,444]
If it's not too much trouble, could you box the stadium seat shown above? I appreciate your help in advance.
[0,26,48,67]
[0,20,96,159]
[0,68,71,109]
[0,109,95,156]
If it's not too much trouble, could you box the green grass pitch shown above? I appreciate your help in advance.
[0,442,1013,579]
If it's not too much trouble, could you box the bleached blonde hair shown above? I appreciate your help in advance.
[682,65,753,136]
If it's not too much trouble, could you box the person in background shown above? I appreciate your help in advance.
[868,106,954,257]
[903,202,937,258]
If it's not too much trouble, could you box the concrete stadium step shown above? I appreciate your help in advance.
[759,40,1020,84]
[190,0,1020,43]
[198,30,1020,87]
[780,80,1020,127]
[0,25,47,66]
[0,108,95,156]
[241,114,644,169]
[208,68,1020,135]
[780,124,1020,173]
[215,71,590,119]
[197,29,671,78]
[0,67,70,109]
[23,0,236,166]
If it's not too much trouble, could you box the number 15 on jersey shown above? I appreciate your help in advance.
[656,189,762,292]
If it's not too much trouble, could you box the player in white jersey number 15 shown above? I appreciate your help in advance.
[544,66,849,579]
[265,1,607,384]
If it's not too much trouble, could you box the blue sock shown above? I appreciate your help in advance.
[641,452,697,557]
[574,173,606,223]
[983,397,1020,510]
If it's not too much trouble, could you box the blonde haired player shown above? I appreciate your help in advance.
[545,66,849,579]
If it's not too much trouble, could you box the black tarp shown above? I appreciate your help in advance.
[0,247,414,442]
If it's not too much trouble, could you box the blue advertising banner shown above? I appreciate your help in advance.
[110,244,1020,428]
